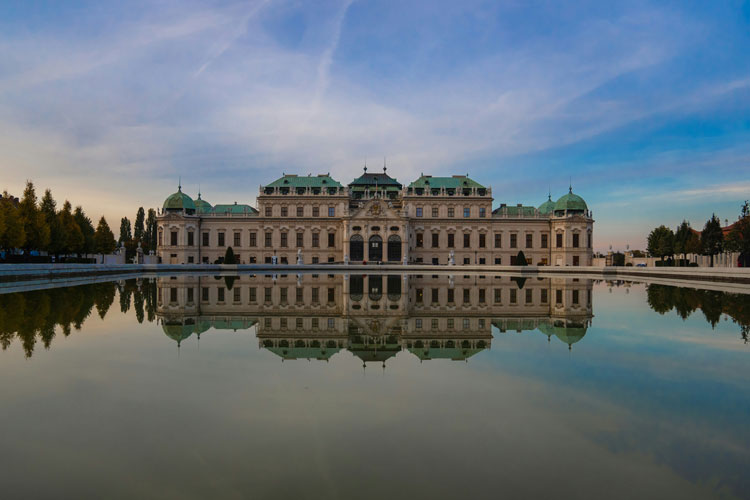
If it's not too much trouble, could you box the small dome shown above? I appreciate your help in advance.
[194,192,212,213]
[163,186,196,213]
[538,194,555,215]
[554,188,587,215]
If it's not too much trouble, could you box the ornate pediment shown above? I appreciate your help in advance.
[349,199,403,220]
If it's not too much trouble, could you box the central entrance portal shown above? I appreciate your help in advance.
[350,235,364,261]
[368,235,383,262]
[387,235,401,262]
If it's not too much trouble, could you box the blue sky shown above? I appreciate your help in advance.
[0,0,749,250]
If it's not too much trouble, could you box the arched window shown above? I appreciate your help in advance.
[368,235,383,261]
[387,235,401,261]
[350,234,364,261]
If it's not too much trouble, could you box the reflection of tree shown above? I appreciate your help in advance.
[646,284,750,342]
[0,279,158,357]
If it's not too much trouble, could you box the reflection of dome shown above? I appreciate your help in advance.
[554,188,587,215]
[538,194,555,215]
[551,321,587,349]
[408,345,486,361]
[162,322,194,346]
[163,186,196,213]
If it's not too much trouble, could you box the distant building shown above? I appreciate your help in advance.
[156,168,594,266]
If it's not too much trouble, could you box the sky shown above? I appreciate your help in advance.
[0,0,749,251]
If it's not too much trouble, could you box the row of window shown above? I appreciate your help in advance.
[264,205,337,217]
[413,318,486,330]
[167,286,340,304]
[414,287,589,305]
[412,231,591,249]
[164,230,338,249]
[414,206,488,218]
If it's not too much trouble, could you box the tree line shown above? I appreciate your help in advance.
[0,180,156,262]
[647,201,750,267]
[118,206,158,260]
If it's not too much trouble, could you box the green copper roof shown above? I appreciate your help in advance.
[194,193,212,213]
[408,175,485,190]
[408,347,486,361]
[162,323,194,344]
[493,205,537,217]
[265,174,343,189]
[163,187,196,211]
[349,169,402,188]
[538,195,556,215]
[211,203,258,215]
[554,189,588,213]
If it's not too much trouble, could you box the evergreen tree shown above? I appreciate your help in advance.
[145,208,157,251]
[673,220,692,266]
[94,216,117,254]
[725,201,750,267]
[18,181,50,255]
[74,206,95,256]
[701,214,723,267]
[0,191,25,253]
[134,207,145,243]
[58,201,83,257]
[514,250,527,266]
[225,246,237,264]
[119,217,132,245]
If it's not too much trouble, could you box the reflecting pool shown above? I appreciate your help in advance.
[0,274,748,499]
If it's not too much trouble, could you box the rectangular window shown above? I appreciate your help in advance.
[265,206,272,217]
[158,231,163,246]
[526,234,532,249]
[573,290,579,304]
[463,257,470,264]
[479,289,486,303]
[312,318,319,329]
[556,289,562,303]
[494,233,501,248]
[312,256,319,264]
[265,232,272,247]
[187,231,194,246]
[479,207,486,217]
[541,289,548,303]
[573,233,580,248]
[416,207,423,217]
[249,287,256,302]
[328,232,335,248]
[280,318,287,329]
[249,232,257,247]
[280,233,288,247]
[447,318,454,329]
[448,207,455,217]
[170,232,177,246]
[312,206,319,217]
[588,233,592,248]
[297,205,304,217]
[415,319,422,329]
[170,288,177,303]
[296,318,303,329]
[432,233,439,248]
[495,257,501,264]
[218,232,225,247]
[447,233,455,248]
[431,288,439,303]
[312,288,319,303]
[494,288,501,303]
[202,287,209,301]
[431,318,439,329]
[265,287,272,302]
[463,288,470,303]
[556,233,563,248]
[525,288,532,303]
[328,318,335,329]
[510,289,517,304]
[328,287,335,303]
[447,288,455,303]
[312,233,319,248]
[573,255,580,266]
[234,287,241,302]
[281,206,288,217]
[217,287,225,302]
[328,206,335,217]
[510,234,517,248]
[463,233,470,248]
[295,287,303,303]
[280,287,288,303]
[416,233,423,248]
[479,234,486,248]
[463,207,470,218]
[479,257,486,264]
[187,288,194,302]
[463,318,470,330]
[541,234,548,248]
[431,207,438,217]
[296,232,304,247]
[234,232,241,247]
[416,288,423,303]
[202,232,209,247]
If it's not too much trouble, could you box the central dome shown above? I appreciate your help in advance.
[538,194,556,215]
[554,188,587,215]
[163,187,196,213]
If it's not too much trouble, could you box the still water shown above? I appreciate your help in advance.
[0,274,748,500]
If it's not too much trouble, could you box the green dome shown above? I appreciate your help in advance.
[538,194,556,215]
[554,188,587,214]
[163,187,196,212]
[194,192,212,213]
[162,322,194,345]
[551,322,588,349]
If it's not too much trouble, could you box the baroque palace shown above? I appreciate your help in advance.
[156,168,594,266]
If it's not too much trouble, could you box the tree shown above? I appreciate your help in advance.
[0,192,25,252]
[686,232,701,262]
[224,246,237,264]
[701,214,723,267]
[74,206,95,256]
[725,200,750,267]
[94,216,117,254]
[647,225,674,262]
[673,220,692,266]
[40,189,65,257]
[513,250,527,266]
[18,181,50,256]
[119,217,132,245]
[58,201,83,257]
[134,207,145,243]
[145,209,157,251]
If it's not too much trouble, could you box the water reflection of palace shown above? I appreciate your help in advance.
[156,274,595,364]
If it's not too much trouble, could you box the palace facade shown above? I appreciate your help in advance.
[156,169,594,266]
